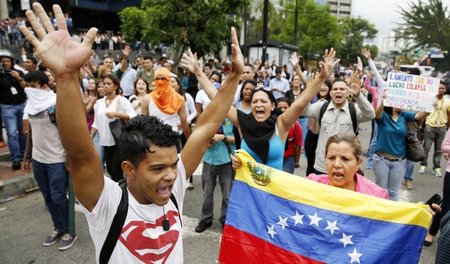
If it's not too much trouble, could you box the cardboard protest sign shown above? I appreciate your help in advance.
[385,72,440,112]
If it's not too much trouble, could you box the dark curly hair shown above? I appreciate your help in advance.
[119,116,180,166]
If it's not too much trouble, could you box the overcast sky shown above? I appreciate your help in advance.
[352,0,450,38]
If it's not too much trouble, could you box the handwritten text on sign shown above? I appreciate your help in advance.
[385,72,439,112]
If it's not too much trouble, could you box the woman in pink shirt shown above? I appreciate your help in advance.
[308,132,389,199]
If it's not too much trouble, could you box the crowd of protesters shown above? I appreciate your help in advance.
[0,3,449,263]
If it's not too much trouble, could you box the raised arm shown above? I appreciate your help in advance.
[20,3,102,211]
[181,50,239,128]
[375,90,386,119]
[361,48,386,92]
[180,27,243,178]
[290,52,308,88]
[277,48,340,141]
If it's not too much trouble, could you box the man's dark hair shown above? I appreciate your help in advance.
[143,56,154,61]
[26,56,38,65]
[332,78,348,86]
[119,116,180,166]
[23,70,49,86]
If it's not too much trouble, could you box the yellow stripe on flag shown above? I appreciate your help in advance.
[234,150,432,229]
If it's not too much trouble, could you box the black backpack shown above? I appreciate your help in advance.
[319,101,359,135]
[99,179,181,264]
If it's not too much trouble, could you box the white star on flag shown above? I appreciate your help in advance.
[325,220,340,235]
[277,216,289,230]
[291,211,304,225]
[308,212,323,227]
[339,233,354,248]
[267,225,277,239]
[348,248,363,263]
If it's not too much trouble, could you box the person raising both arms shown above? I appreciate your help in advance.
[20,3,244,263]
[181,48,340,170]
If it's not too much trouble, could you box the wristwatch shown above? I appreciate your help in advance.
[223,135,227,142]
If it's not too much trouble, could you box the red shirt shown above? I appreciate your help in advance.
[284,120,302,157]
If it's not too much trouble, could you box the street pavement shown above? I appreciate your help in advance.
[0,122,445,263]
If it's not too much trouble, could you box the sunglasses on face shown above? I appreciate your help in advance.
[154,77,167,81]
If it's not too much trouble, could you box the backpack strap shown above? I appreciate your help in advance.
[319,101,330,127]
[348,102,359,135]
[170,193,182,226]
[319,101,358,135]
[99,179,128,264]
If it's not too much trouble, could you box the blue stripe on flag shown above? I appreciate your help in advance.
[226,180,426,264]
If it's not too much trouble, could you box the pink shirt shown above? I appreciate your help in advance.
[441,129,450,172]
[364,76,379,109]
[307,173,389,199]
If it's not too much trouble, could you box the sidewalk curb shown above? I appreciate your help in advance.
[0,151,38,199]
[0,173,37,199]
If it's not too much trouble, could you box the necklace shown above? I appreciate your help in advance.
[105,95,116,108]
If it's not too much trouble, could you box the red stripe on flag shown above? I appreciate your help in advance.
[219,225,324,264]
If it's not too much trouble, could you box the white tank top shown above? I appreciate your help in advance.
[148,96,181,133]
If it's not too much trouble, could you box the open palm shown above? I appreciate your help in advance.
[20,3,96,77]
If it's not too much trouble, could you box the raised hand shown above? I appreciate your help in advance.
[230,27,244,75]
[361,48,371,60]
[289,52,299,67]
[19,3,97,77]
[180,49,202,75]
[318,48,340,80]
[356,56,363,72]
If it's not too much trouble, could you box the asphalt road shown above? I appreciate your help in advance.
[0,122,444,263]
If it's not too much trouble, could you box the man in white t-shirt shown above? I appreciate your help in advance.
[269,67,290,99]
[22,70,77,251]
[20,4,244,263]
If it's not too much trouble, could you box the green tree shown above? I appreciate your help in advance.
[338,17,377,66]
[395,0,450,67]
[119,0,248,65]
[271,0,341,59]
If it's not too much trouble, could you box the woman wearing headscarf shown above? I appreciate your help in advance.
[141,67,191,146]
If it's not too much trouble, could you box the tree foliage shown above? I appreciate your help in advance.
[119,0,248,63]
[395,0,450,66]
[338,17,377,66]
[271,0,341,59]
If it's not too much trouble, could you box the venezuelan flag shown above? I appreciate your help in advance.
[219,150,432,264]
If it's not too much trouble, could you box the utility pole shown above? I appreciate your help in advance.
[294,0,298,46]
[262,0,269,64]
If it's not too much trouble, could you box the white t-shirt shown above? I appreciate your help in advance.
[269,77,290,99]
[92,96,137,146]
[24,88,66,164]
[195,89,211,111]
[148,96,181,133]
[81,157,188,264]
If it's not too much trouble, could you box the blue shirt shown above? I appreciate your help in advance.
[375,111,416,157]
[241,131,285,170]
[202,119,236,165]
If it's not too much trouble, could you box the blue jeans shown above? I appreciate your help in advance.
[367,122,378,168]
[200,162,234,223]
[32,160,70,234]
[0,103,26,162]
[283,156,295,174]
[404,159,415,181]
[373,153,407,201]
